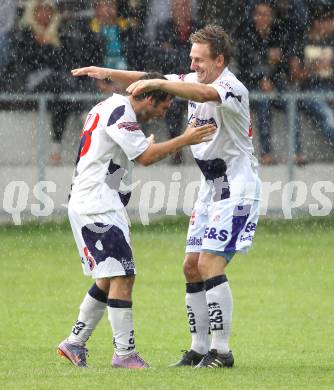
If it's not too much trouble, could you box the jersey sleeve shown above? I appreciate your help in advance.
[209,80,247,115]
[105,105,149,160]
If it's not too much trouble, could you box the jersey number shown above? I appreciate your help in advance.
[79,113,100,157]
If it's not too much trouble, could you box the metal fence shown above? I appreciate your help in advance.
[1,91,334,181]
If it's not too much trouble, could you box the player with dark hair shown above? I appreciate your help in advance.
[72,25,262,368]
[57,72,215,369]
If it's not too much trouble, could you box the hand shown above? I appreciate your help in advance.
[71,66,110,80]
[127,79,161,96]
[182,120,216,145]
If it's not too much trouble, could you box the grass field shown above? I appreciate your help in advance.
[1,217,334,389]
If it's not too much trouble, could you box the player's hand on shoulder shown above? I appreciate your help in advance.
[183,120,216,145]
[71,66,110,80]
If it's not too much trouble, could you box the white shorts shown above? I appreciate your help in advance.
[186,197,260,258]
[68,207,135,279]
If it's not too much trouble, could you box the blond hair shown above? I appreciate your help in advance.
[191,25,232,64]
[20,0,61,47]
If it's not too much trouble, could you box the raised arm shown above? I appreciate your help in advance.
[127,79,221,103]
[136,122,216,166]
[71,66,146,87]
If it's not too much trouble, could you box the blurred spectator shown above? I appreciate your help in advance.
[236,1,305,165]
[291,10,334,146]
[85,0,136,93]
[197,0,244,35]
[117,0,148,69]
[144,0,198,41]
[0,1,17,72]
[91,0,127,69]
[147,0,201,164]
[4,0,90,165]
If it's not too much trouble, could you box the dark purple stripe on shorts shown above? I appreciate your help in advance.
[225,204,251,252]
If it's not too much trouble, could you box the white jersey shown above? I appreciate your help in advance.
[69,94,149,215]
[167,68,261,203]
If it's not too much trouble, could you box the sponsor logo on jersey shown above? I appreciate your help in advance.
[188,114,218,128]
[189,101,196,108]
[186,236,203,246]
[118,122,141,132]
[217,80,233,90]
[178,74,186,81]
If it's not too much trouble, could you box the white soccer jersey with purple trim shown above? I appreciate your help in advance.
[69,94,149,215]
[167,68,261,203]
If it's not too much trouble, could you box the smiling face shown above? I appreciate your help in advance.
[190,43,225,84]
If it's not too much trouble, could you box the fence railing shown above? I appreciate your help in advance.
[1,91,334,183]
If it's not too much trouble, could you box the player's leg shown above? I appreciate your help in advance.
[57,211,110,368]
[171,206,210,367]
[57,279,108,367]
[108,275,136,356]
[195,252,234,368]
[109,275,149,369]
[195,199,260,368]
[171,252,210,366]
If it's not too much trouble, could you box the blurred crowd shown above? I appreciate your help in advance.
[0,0,333,165]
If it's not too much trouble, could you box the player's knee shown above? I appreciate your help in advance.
[120,275,135,290]
[197,254,216,279]
[96,278,111,294]
[183,254,200,280]
[109,275,135,299]
[197,257,207,279]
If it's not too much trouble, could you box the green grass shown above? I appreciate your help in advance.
[1,217,334,389]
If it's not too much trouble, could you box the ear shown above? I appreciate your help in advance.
[217,54,225,68]
[147,95,154,105]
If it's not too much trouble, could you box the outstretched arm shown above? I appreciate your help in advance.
[71,66,146,87]
[136,122,216,166]
[127,79,221,103]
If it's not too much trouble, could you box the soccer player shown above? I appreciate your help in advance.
[72,25,262,368]
[57,72,216,369]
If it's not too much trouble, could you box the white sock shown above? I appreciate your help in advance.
[205,275,233,354]
[107,299,135,356]
[186,282,210,355]
[68,292,106,346]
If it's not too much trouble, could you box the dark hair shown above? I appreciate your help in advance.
[190,25,232,64]
[134,72,173,104]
